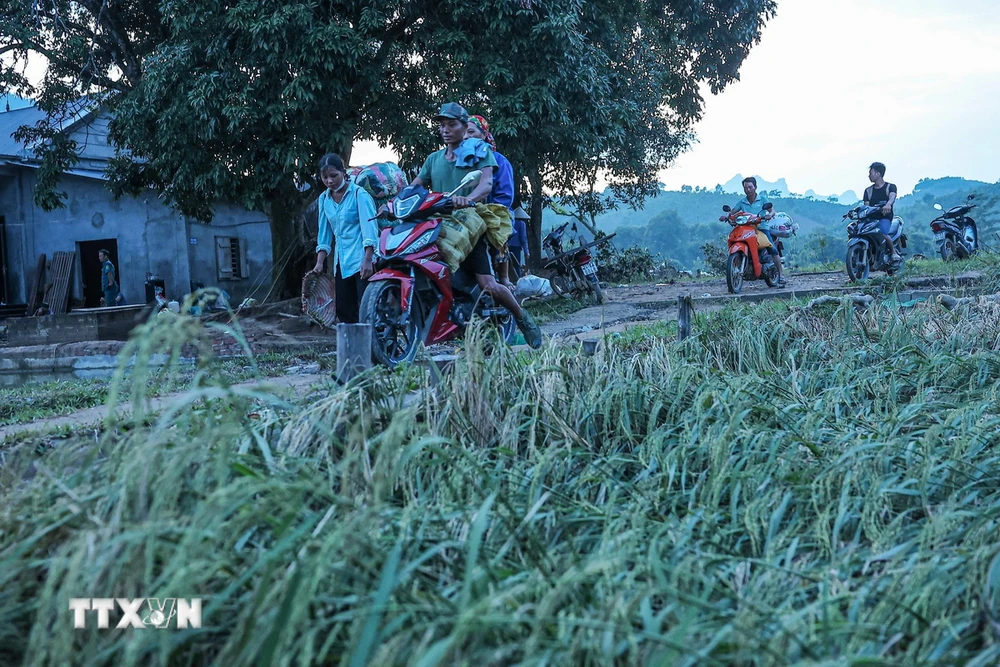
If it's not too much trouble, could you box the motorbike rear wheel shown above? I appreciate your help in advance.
[549,272,573,298]
[361,281,421,368]
[762,257,777,288]
[846,244,870,282]
[587,274,604,305]
[726,252,745,294]
[940,238,957,262]
[492,309,518,344]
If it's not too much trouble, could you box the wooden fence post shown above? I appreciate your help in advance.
[337,323,372,382]
[677,294,693,341]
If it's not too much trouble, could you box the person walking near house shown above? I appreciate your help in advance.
[312,153,378,324]
[99,249,119,306]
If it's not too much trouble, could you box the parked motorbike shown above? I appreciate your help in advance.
[721,203,779,293]
[360,171,516,368]
[843,204,907,281]
[930,194,978,261]
[541,221,612,304]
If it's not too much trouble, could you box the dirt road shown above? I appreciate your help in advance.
[540,270,854,338]
[539,266,983,339]
[0,373,329,441]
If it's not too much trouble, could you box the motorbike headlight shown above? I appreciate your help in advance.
[393,193,422,220]
[736,215,751,225]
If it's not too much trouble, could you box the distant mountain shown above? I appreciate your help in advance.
[912,177,993,199]
[840,190,860,204]
[721,174,790,196]
[720,175,857,204]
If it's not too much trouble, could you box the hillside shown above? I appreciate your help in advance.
[549,178,1000,270]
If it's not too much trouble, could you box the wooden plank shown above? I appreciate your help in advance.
[48,250,75,314]
[26,253,45,315]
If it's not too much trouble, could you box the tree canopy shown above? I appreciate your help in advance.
[2,0,777,288]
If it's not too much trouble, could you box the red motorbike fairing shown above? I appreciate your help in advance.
[412,253,459,344]
[369,267,414,313]
[728,224,764,276]
[379,220,439,258]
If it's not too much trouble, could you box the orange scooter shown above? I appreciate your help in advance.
[721,202,779,294]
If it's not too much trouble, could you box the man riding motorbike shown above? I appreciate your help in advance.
[862,162,900,263]
[719,176,786,287]
[409,102,542,348]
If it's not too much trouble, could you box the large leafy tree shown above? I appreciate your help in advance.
[425,0,777,262]
[0,0,165,208]
[2,0,775,292]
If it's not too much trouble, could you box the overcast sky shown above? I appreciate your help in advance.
[358,0,1000,196]
[8,0,998,196]
[651,0,1000,196]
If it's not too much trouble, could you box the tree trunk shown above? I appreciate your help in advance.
[265,188,313,300]
[526,170,545,271]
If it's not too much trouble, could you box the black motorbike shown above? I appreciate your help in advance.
[542,221,613,305]
[930,194,978,261]
[844,204,907,281]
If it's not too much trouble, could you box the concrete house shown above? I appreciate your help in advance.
[0,103,273,311]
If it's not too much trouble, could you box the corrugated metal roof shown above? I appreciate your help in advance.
[0,105,47,158]
[0,159,109,180]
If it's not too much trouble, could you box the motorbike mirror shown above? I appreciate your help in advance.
[933,203,943,210]
[446,170,482,196]
[722,205,732,212]
[969,194,976,201]
[762,202,773,211]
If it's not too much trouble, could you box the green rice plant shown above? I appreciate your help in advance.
[4,290,1000,664]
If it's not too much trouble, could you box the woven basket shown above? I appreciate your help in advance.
[302,270,337,328]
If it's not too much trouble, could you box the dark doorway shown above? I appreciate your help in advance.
[78,239,119,308]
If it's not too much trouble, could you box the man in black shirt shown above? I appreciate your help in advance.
[863,162,900,262]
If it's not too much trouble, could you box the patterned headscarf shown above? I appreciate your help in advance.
[468,115,496,150]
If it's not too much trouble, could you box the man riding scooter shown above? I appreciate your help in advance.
[719,176,786,287]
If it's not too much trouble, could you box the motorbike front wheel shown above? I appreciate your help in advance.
[361,281,421,368]
[726,252,745,294]
[846,244,870,282]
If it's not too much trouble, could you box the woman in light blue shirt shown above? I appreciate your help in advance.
[313,154,379,323]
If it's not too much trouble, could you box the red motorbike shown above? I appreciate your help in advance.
[721,202,779,293]
[360,172,516,368]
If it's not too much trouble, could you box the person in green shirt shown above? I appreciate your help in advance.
[410,102,542,348]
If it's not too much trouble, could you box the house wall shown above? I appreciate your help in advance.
[186,203,274,304]
[0,169,272,308]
